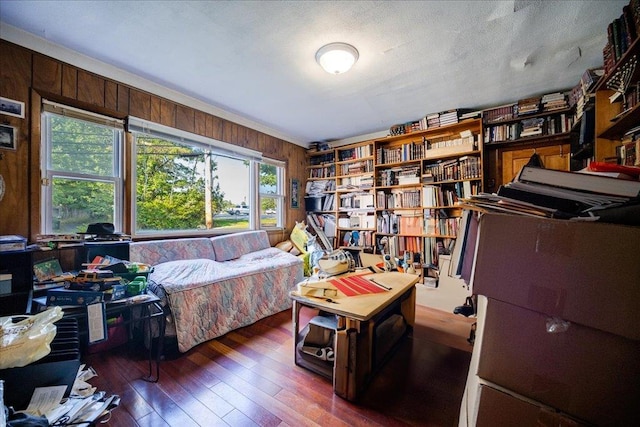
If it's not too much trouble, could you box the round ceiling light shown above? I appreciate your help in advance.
[315,42,359,74]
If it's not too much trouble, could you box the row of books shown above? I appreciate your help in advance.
[336,174,373,190]
[377,165,420,186]
[305,213,335,250]
[338,160,374,176]
[483,113,574,143]
[603,2,639,74]
[483,91,571,125]
[305,178,335,195]
[423,237,454,269]
[423,156,482,182]
[337,214,376,229]
[375,132,476,165]
[620,125,640,166]
[340,230,374,248]
[308,151,335,166]
[423,181,479,207]
[423,210,460,236]
[321,193,336,211]
[309,165,335,179]
[338,145,372,161]
[387,109,478,137]
[338,192,375,210]
[375,210,458,237]
[376,235,422,260]
[376,189,422,209]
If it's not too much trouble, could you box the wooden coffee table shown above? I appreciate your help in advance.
[290,271,419,401]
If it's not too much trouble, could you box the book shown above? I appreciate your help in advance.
[0,235,27,252]
[46,289,105,306]
[516,166,640,198]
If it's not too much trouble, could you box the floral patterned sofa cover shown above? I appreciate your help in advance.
[129,230,304,352]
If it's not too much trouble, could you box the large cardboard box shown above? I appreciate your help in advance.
[475,384,587,427]
[471,213,640,340]
[477,298,640,427]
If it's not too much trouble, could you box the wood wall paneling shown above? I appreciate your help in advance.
[160,99,176,127]
[61,64,78,99]
[104,80,118,112]
[117,85,130,114]
[129,88,152,120]
[176,104,195,134]
[221,120,233,144]
[206,114,223,140]
[32,53,62,95]
[29,91,43,241]
[150,95,161,123]
[246,128,258,152]
[77,69,105,106]
[194,110,207,136]
[0,41,32,236]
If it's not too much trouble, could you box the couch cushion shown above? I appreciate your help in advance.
[210,230,271,261]
[130,237,215,265]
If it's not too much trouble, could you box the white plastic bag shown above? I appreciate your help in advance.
[0,306,64,369]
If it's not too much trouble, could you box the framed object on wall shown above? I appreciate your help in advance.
[0,124,17,150]
[0,97,25,119]
[290,178,299,209]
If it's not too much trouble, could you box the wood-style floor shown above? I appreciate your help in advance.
[84,305,475,427]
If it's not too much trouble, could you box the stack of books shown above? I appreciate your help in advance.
[541,92,568,111]
[519,118,545,137]
[517,96,541,115]
[570,68,602,120]
[438,109,459,126]
[426,113,440,129]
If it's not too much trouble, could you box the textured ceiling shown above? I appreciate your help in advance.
[0,0,628,147]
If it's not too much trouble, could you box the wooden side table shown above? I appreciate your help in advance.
[290,271,418,401]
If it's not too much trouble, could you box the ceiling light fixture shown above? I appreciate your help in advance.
[315,42,359,74]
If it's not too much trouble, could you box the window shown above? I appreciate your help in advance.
[128,117,276,237]
[259,159,285,229]
[41,103,124,234]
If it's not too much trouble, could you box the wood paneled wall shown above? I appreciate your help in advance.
[0,40,307,243]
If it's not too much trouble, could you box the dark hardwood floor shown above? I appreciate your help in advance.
[84,305,475,427]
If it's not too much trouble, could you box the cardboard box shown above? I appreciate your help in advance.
[477,298,640,427]
[475,384,587,427]
[471,213,640,340]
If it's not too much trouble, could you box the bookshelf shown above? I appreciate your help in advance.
[481,93,575,192]
[334,141,376,253]
[594,36,640,165]
[373,118,483,283]
[305,148,338,249]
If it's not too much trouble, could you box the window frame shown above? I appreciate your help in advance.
[258,158,286,229]
[40,102,124,235]
[128,116,279,238]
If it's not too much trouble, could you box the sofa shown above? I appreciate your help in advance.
[129,230,304,353]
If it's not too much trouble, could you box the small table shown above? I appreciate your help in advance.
[32,293,165,382]
[290,271,419,401]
